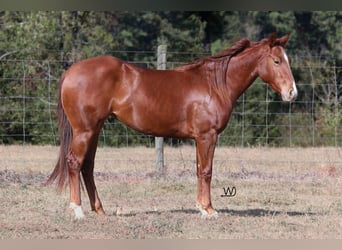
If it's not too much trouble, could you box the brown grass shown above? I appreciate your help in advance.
[1,145,342,239]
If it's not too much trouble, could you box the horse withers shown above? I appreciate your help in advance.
[47,33,297,219]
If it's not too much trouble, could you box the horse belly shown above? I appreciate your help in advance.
[114,101,189,138]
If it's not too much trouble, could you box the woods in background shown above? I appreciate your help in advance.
[0,11,341,146]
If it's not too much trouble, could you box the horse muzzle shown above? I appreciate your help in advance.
[281,82,298,102]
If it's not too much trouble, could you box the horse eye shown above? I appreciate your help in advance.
[274,60,280,65]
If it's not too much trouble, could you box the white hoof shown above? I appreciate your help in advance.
[70,202,85,220]
[201,211,219,219]
[195,203,219,219]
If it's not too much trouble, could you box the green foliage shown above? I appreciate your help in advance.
[0,11,341,147]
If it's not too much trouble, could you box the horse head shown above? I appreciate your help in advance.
[258,33,298,102]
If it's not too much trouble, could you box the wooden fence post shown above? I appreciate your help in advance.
[156,45,167,175]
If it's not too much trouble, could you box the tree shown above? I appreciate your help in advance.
[0,11,341,146]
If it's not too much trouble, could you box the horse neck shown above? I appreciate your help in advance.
[225,45,267,102]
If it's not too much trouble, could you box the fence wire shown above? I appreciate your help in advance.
[0,51,341,149]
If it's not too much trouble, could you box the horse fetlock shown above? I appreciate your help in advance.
[94,205,106,215]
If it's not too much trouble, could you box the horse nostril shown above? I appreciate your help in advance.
[289,88,297,100]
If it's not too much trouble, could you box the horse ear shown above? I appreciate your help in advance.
[268,33,277,47]
[277,35,289,47]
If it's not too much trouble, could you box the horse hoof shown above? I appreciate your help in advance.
[196,203,219,219]
[74,213,85,220]
[95,208,106,216]
[201,211,219,219]
[70,202,85,220]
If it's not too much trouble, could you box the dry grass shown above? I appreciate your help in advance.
[1,145,342,239]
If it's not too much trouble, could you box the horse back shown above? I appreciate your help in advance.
[61,55,224,138]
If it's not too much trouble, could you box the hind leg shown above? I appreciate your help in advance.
[68,130,98,219]
[81,131,105,215]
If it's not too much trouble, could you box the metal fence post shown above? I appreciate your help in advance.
[156,45,167,175]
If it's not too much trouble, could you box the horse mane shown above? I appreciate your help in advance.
[207,38,251,98]
[175,38,252,99]
[210,38,251,60]
[176,38,251,70]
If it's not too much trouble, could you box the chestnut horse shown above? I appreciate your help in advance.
[47,34,297,219]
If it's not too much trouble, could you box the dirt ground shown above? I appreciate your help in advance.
[1,145,342,239]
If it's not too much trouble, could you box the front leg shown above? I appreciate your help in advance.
[195,131,218,218]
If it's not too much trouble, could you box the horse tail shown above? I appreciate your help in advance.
[46,73,72,192]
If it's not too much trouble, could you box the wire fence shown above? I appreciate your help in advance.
[0,49,341,150]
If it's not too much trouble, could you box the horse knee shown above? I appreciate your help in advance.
[199,166,212,181]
